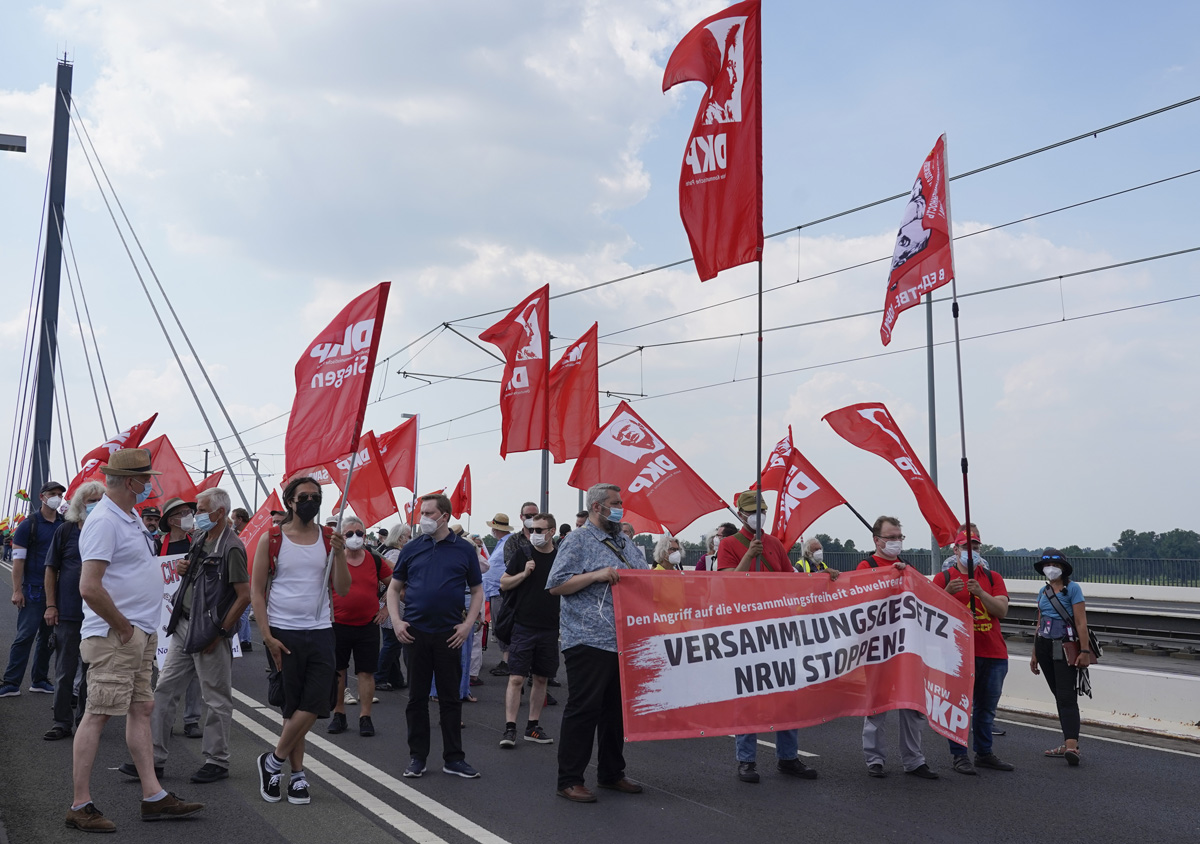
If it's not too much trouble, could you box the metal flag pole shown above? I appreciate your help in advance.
[410,413,421,531]
[541,294,551,514]
[943,134,975,612]
[317,449,357,617]
[926,294,939,576]
[755,258,764,556]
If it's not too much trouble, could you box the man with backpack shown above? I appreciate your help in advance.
[149,488,250,784]
[937,526,1015,775]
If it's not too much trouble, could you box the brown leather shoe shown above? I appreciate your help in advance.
[140,792,204,821]
[556,784,598,803]
[65,802,116,833]
[598,777,643,794]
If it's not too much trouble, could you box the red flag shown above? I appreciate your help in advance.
[239,491,282,575]
[285,282,390,476]
[663,0,762,282]
[449,465,471,519]
[139,436,199,509]
[377,415,418,491]
[66,413,158,498]
[549,323,598,464]
[880,135,954,345]
[479,285,550,458]
[822,403,959,546]
[192,470,224,497]
[623,509,664,537]
[324,431,399,528]
[757,427,847,551]
[568,401,725,535]
[404,489,445,526]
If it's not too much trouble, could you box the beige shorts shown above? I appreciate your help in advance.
[79,627,157,716]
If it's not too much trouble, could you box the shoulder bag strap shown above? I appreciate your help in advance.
[1044,586,1076,636]
[599,537,629,567]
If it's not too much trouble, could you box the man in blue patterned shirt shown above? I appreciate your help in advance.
[547,483,648,803]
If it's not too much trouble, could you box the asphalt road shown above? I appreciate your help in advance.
[1,565,1198,843]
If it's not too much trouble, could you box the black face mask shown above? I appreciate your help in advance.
[295,499,321,524]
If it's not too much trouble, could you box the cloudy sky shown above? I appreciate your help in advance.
[2,0,1198,551]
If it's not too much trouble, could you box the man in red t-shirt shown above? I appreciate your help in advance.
[937,526,1014,775]
[717,492,825,784]
[328,517,392,738]
[856,516,938,780]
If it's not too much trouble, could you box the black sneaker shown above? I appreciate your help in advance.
[403,757,426,778]
[905,763,939,780]
[952,755,978,775]
[359,716,375,737]
[543,692,558,706]
[257,753,282,803]
[489,661,509,676]
[190,763,229,784]
[524,725,553,744]
[547,677,562,687]
[182,723,202,739]
[287,775,311,805]
[118,761,163,779]
[975,753,1015,771]
[499,726,517,748]
[327,712,347,734]
[867,763,886,778]
[442,759,480,778]
[737,762,760,783]
[777,758,818,779]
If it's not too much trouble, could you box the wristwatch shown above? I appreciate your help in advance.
[220,627,233,639]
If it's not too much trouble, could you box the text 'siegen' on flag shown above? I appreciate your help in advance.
[479,285,550,458]
[549,322,598,464]
[663,0,762,282]
[880,135,954,345]
[284,282,390,477]
[568,401,725,536]
[822,402,959,546]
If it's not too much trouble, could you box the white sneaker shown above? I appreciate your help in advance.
[343,688,357,705]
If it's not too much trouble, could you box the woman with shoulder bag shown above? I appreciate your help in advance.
[1029,549,1094,766]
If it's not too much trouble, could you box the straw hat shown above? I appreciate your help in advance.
[486,513,514,532]
[160,497,196,520]
[100,448,162,476]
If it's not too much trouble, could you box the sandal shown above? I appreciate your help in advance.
[1044,745,1069,758]
[43,725,72,741]
[462,695,477,703]
[1065,747,1081,766]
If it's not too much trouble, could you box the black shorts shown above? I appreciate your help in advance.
[333,622,380,674]
[506,623,559,679]
[271,627,337,719]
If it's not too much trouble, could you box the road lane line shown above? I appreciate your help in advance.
[232,688,512,844]
[232,710,448,844]
[740,737,818,757]
[994,717,1200,758]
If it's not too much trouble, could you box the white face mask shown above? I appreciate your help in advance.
[419,515,440,534]
[744,513,764,531]
[883,540,903,557]
[345,535,365,550]
[46,495,63,510]
[811,549,823,564]
[1042,565,1063,582]
[530,532,548,548]
[668,550,682,565]
[523,517,536,530]
[179,513,195,531]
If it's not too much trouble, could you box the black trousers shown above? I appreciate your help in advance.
[557,645,626,790]
[405,627,464,764]
[1035,636,1080,741]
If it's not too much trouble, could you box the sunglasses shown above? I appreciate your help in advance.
[528,527,552,534]
[346,530,365,538]
[295,493,321,503]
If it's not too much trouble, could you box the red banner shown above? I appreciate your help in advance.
[450,465,471,519]
[325,431,399,528]
[239,491,281,574]
[624,509,664,537]
[479,285,549,457]
[192,470,224,496]
[613,567,974,744]
[568,401,725,535]
[663,0,762,282]
[822,403,959,546]
[549,323,598,464]
[403,489,444,526]
[758,427,847,551]
[66,413,158,499]
[285,282,390,476]
[137,436,199,510]
[881,135,954,345]
[377,415,418,492]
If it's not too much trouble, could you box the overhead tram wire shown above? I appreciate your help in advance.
[595,166,1200,341]
[434,93,1200,326]
[69,98,271,505]
[66,99,256,513]
[64,220,120,432]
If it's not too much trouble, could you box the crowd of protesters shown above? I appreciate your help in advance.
[0,450,1096,830]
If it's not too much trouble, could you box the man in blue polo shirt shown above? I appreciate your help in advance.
[387,493,483,780]
[1,480,66,697]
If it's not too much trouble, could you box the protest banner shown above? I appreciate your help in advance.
[613,566,973,744]
[156,553,242,669]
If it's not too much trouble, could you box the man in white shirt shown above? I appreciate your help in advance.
[68,449,205,832]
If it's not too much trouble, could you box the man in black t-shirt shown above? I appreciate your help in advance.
[497,513,560,749]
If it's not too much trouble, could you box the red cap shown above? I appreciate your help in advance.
[954,529,980,545]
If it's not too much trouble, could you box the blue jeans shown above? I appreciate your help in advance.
[375,627,405,686]
[735,729,799,763]
[3,597,52,687]
[949,656,1008,757]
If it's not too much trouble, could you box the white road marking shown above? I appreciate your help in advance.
[232,688,512,844]
[994,717,1200,758]
[233,710,448,844]
[745,737,818,757]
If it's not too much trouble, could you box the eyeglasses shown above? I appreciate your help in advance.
[346,530,365,537]
[875,534,905,541]
[295,493,321,503]
[528,527,552,534]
